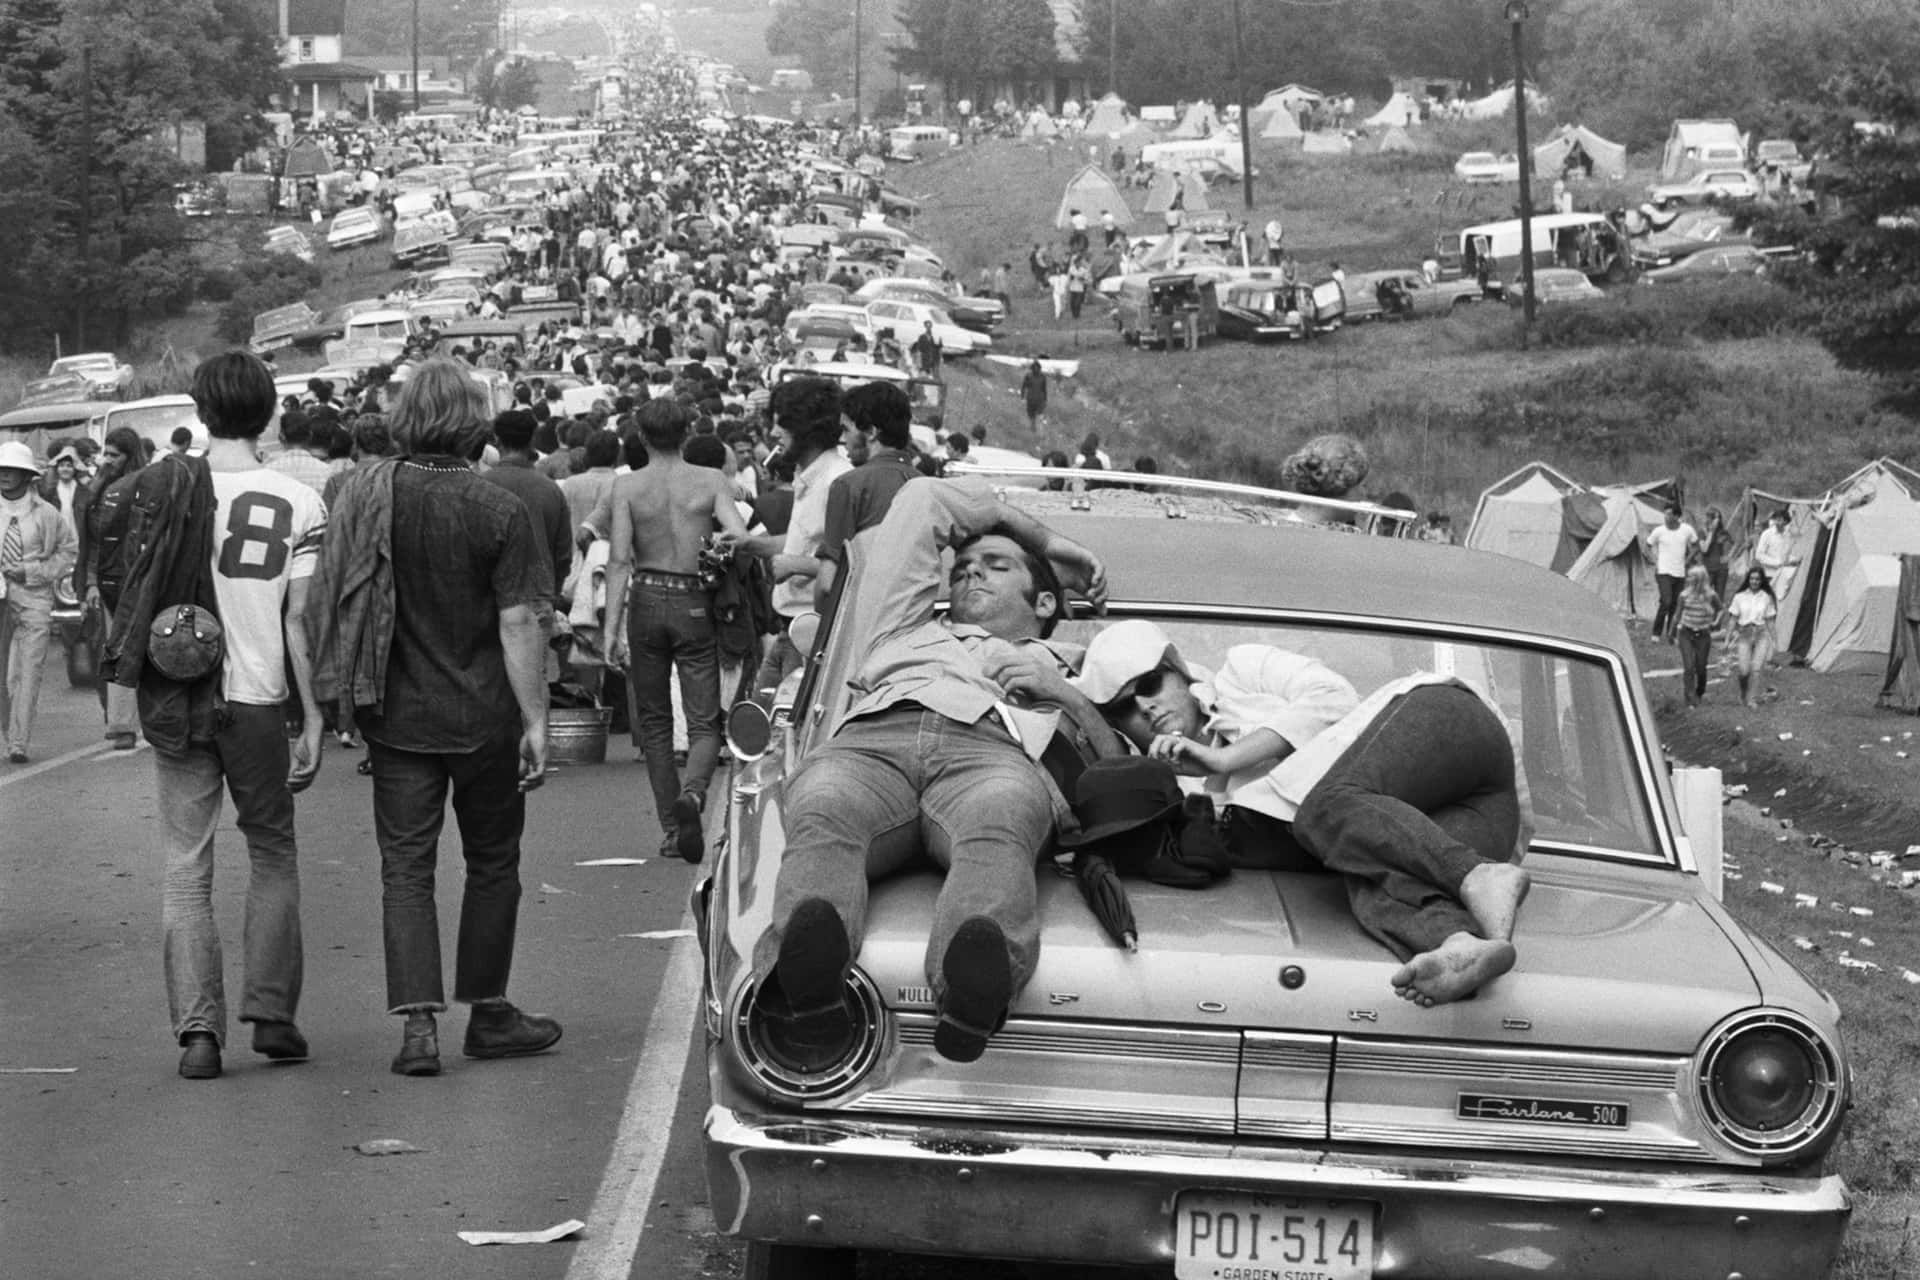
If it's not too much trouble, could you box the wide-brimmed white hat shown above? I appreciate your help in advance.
[1072,619,1194,707]
[0,440,43,476]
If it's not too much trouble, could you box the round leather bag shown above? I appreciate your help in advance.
[148,604,225,682]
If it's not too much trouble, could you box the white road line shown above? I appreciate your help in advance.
[0,739,115,788]
[564,906,705,1280]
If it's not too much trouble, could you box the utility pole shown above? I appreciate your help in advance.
[1109,0,1117,97]
[851,0,862,124]
[1231,0,1252,210]
[411,0,422,114]
[1507,1,1536,344]
[76,41,92,350]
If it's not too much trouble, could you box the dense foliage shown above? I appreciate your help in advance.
[0,0,282,353]
[344,0,498,67]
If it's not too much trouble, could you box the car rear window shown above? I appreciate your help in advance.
[1048,615,1664,863]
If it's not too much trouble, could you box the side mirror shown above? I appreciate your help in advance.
[726,699,774,763]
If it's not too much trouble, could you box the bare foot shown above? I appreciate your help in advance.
[1391,933,1517,1007]
[1457,861,1530,942]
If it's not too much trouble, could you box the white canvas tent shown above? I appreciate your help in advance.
[1169,100,1221,139]
[1134,228,1226,273]
[1771,460,1920,672]
[1260,107,1303,141]
[1459,83,1549,121]
[1259,84,1322,114]
[1055,164,1134,230]
[1373,125,1417,153]
[1466,462,1582,567]
[1467,462,1677,618]
[1085,92,1130,137]
[1364,92,1419,128]
[1020,108,1059,140]
[1565,487,1669,621]
[1534,123,1627,181]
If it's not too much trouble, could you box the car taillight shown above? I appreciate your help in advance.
[1696,1011,1847,1164]
[730,969,887,1105]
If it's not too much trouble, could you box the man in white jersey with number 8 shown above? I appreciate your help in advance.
[161,350,327,1081]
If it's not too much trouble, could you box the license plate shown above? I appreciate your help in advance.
[1173,1193,1374,1280]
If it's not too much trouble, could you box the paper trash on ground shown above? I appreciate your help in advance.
[622,929,695,940]
[457,1219,586,1246]
[574,858,648,867]
[354,1138,424,1156]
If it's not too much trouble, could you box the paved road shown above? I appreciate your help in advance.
[1,652,738,1280]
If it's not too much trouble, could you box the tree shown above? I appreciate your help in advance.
[766,0,854,96]
[979,0,1054,86]
[1747,67,1920,401]
[494,56,540,112]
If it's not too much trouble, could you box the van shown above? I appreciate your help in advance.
[1113,273,1220,348]
[887,125,956,160]
[1444,212,1625,283]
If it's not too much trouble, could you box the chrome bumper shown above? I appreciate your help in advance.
[705,1104,1850,1279]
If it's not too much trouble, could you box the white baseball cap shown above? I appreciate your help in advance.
[1072,619,1194,707]
[0,440,43,476]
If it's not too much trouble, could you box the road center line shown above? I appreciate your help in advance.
[564,905,705,1280]
[0,739,115,789]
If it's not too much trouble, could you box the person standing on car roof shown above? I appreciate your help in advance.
[751,477,1117,1065]
[0,441,78,764]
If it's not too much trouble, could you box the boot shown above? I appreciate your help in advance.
[463,1001,563,1059]
[391,1013,441,1076]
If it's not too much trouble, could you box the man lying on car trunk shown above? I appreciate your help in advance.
[1075,620,1533,1007]
[752,478,1120,1065]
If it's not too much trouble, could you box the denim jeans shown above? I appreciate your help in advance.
[1677,627,1712,703]
[754,707,1054,1001]
[1652,573,1684,639]
[628,578,722,839]
[1292,683,1521,960]
[368,731,525,1011]
[0,586,51,754]
[155,702,302,1046]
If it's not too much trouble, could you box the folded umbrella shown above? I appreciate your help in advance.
[1075,852,1138,952]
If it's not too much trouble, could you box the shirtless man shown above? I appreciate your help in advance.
[1075,620,1531,1006]
[602,399,747,861]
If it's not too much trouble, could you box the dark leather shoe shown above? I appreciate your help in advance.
[391,1015,441,1076]
[934,916,1013,1064]
[463,1004,562,1059]
[671,791,706,863]
[251,1020,309,1062]
[178,1033,222,1080]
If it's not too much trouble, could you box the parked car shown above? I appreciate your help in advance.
[1342,270,1486,322]
[700,473,1854,1280]
[1641,243,1769,284]
[1216,279,1344,341]
[1454,150,1521,184]
[1752,139,1813,184]
[1113,272,1220,348]
[263,224,315,263]
[862,299,990,356]
[325,206,385,251]
[98,394,203,458]
[854,279,1002,334]
[1507,266,1607,306]
[47,352,133,398]
[1647,168,1762,208]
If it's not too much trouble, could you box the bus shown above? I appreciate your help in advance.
[520,127,603,152]
[887,125,956,160]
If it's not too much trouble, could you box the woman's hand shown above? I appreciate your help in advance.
[1146,732,1220,776]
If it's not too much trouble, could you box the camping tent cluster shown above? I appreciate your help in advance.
[1465,462,1680,620]
[1533,123,1627,181]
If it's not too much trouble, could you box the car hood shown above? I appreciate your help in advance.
[856,855,1759,1056]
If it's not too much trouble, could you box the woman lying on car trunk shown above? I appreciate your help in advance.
[1073,620,1534,1007]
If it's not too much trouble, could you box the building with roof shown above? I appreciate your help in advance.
[273,0,376,120]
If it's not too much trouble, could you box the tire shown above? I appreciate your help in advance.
[741,1242,859,1280]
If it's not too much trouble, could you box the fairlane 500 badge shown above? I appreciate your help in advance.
[1457,1094,1630,1128]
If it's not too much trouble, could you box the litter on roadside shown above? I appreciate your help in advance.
[574,858,648,867]
[353,1138,424,1156]
[620,930,694,940]
[457,1219,586,1246]
[1760,881,1785,894]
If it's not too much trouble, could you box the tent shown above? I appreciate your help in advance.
[1302,131,1352,155]
[1259,106,1303,141]
[1169,100,1221,139]
[1770,460,1920,672]
[1466,462,1678,618]
[281,138,336,180]
[1465,462,1584,567]
[1142,168,1210,215]
[1134,228,1226,273]
[1085,92,1130,137]
[1565,486,1671,620]
[1259,84,1322,114]
[1459,83,1549,121]
[1020,109,1058,140]
[1879,554,1920,712]
[1364,92,1420,129]
[1659,119,1746,180]
[1110,119,1158,150]
[1534,123,1627,181]
[1373,125,1417,153]
[1055,164,1134,230]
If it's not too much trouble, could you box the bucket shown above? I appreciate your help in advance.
[548,707,612,766]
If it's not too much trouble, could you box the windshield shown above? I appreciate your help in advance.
[1045,615,1663,863]
[104,402,202,451]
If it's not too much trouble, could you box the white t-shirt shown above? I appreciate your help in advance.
[773,449,852,619]
[1646,522,1698,577]
[209,469,327,706]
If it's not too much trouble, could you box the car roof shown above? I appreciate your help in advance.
[0,399,116,428]
[992,502,1626,650]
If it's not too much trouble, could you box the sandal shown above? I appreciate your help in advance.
[357,758,374,776]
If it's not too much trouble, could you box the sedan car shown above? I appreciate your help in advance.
[47,352,133,398]
[1647,168,1762,208]
[700,473,1853,1280]
[1342,270,1486,322]
[1507,266,1607,306]
[863,298,990,356]
[853,279,1003,334]
[1454,150,1521,183]
[1641,243,1769,284]
[325,206,385,251]
[1215,279,1343,341]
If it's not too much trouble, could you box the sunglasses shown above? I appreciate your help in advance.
[1106,666,1174,715]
